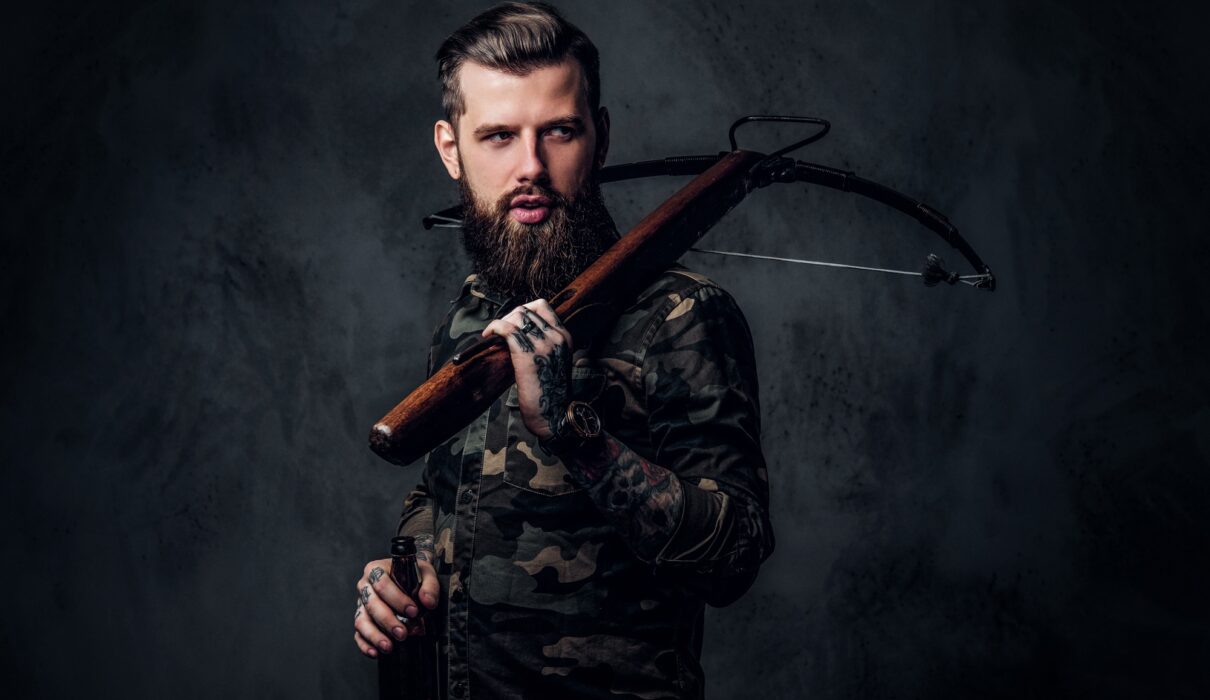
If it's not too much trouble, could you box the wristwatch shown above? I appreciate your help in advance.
[539,400,603,456]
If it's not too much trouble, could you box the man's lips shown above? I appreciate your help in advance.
[509,194,554,224]
[510,194,552,207]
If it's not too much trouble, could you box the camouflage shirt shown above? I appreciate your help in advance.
[398,266,774,700]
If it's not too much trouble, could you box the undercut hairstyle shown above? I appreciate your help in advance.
[435,2,601,130]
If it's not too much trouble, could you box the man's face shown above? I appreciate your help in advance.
[438,58,606,217]
[434,58,615,299]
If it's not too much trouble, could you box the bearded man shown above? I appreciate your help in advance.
[353,3,774,699]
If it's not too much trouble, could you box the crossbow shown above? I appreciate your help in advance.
[370,115,996,465]
[421,115,996,290]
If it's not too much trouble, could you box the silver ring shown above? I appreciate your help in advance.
[520,316,539,335]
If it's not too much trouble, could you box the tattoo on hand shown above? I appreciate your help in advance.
[512,330,536,353]
[522,311,547,338]
[533,344,571,432]
[359,585,371,606]
[369,567,384,584]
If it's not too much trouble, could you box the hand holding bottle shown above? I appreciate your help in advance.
[353,537,440,657]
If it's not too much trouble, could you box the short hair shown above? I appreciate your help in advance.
[435,2,601,130]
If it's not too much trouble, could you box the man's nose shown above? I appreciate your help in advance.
[515,133,549,184]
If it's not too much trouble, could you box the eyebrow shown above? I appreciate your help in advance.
[472,115,585,139]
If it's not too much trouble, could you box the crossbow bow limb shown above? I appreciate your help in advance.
[370,116,995,465]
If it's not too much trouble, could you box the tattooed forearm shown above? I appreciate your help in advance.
[533,344,571,432]
[566,435,685,561]
[415,533,435,563]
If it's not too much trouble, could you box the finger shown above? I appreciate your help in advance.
[367,565,417,618]
[363,586,410,645]
[354,590,396,653]
[480,318,519,340]
[524,300,571,351]
[417,560,441,610]
[518,309,548,339]
[494,321,537,354]
[524,299,563,330]
[521,307,550,330]
[503,306,562,347]
[497,305,547,340]
[493,305,531,326]
[354,629,378,658]
[482,320,540,355]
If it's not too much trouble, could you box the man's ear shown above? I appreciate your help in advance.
[434,119,461,180]
[594,106,610,170]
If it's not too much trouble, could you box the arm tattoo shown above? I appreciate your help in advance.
[415,533,436,564]
[566,436,685,561]
[533,344,571,432]
[512,330,536,353]
[368,567,385,584]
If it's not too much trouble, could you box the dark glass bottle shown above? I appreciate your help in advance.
[378,536,440,699]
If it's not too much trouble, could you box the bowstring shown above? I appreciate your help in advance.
[688,248,989,286]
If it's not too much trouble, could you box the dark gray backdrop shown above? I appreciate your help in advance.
[4,0,1208,697]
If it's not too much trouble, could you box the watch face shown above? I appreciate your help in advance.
[569,401,602,438]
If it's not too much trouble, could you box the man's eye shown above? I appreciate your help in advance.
[486,132,512,143]
[546,126,574,139]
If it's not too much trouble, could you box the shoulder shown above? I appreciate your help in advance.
[595,265,754,373]
[620,265,750,340]
[630,268,762,418]
[634,265,723,306]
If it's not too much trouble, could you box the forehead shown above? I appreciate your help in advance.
[456,59,588,132]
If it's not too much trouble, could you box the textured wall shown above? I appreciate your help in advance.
[3,1,1207,697]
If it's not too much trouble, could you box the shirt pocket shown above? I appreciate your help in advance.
[500,367,607,497]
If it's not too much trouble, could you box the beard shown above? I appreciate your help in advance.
[458,171,619,300]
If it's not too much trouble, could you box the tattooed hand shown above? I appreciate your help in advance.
[352,551,441,659]
[481,298,572,439]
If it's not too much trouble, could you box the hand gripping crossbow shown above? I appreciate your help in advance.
[370,115,996,466]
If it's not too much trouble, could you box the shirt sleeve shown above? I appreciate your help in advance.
[396,482,435,539]
[641,283,775,606]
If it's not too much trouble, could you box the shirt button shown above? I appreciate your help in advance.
[451,681,467,698]
[450,586,465,603]
[459,489,474,504]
